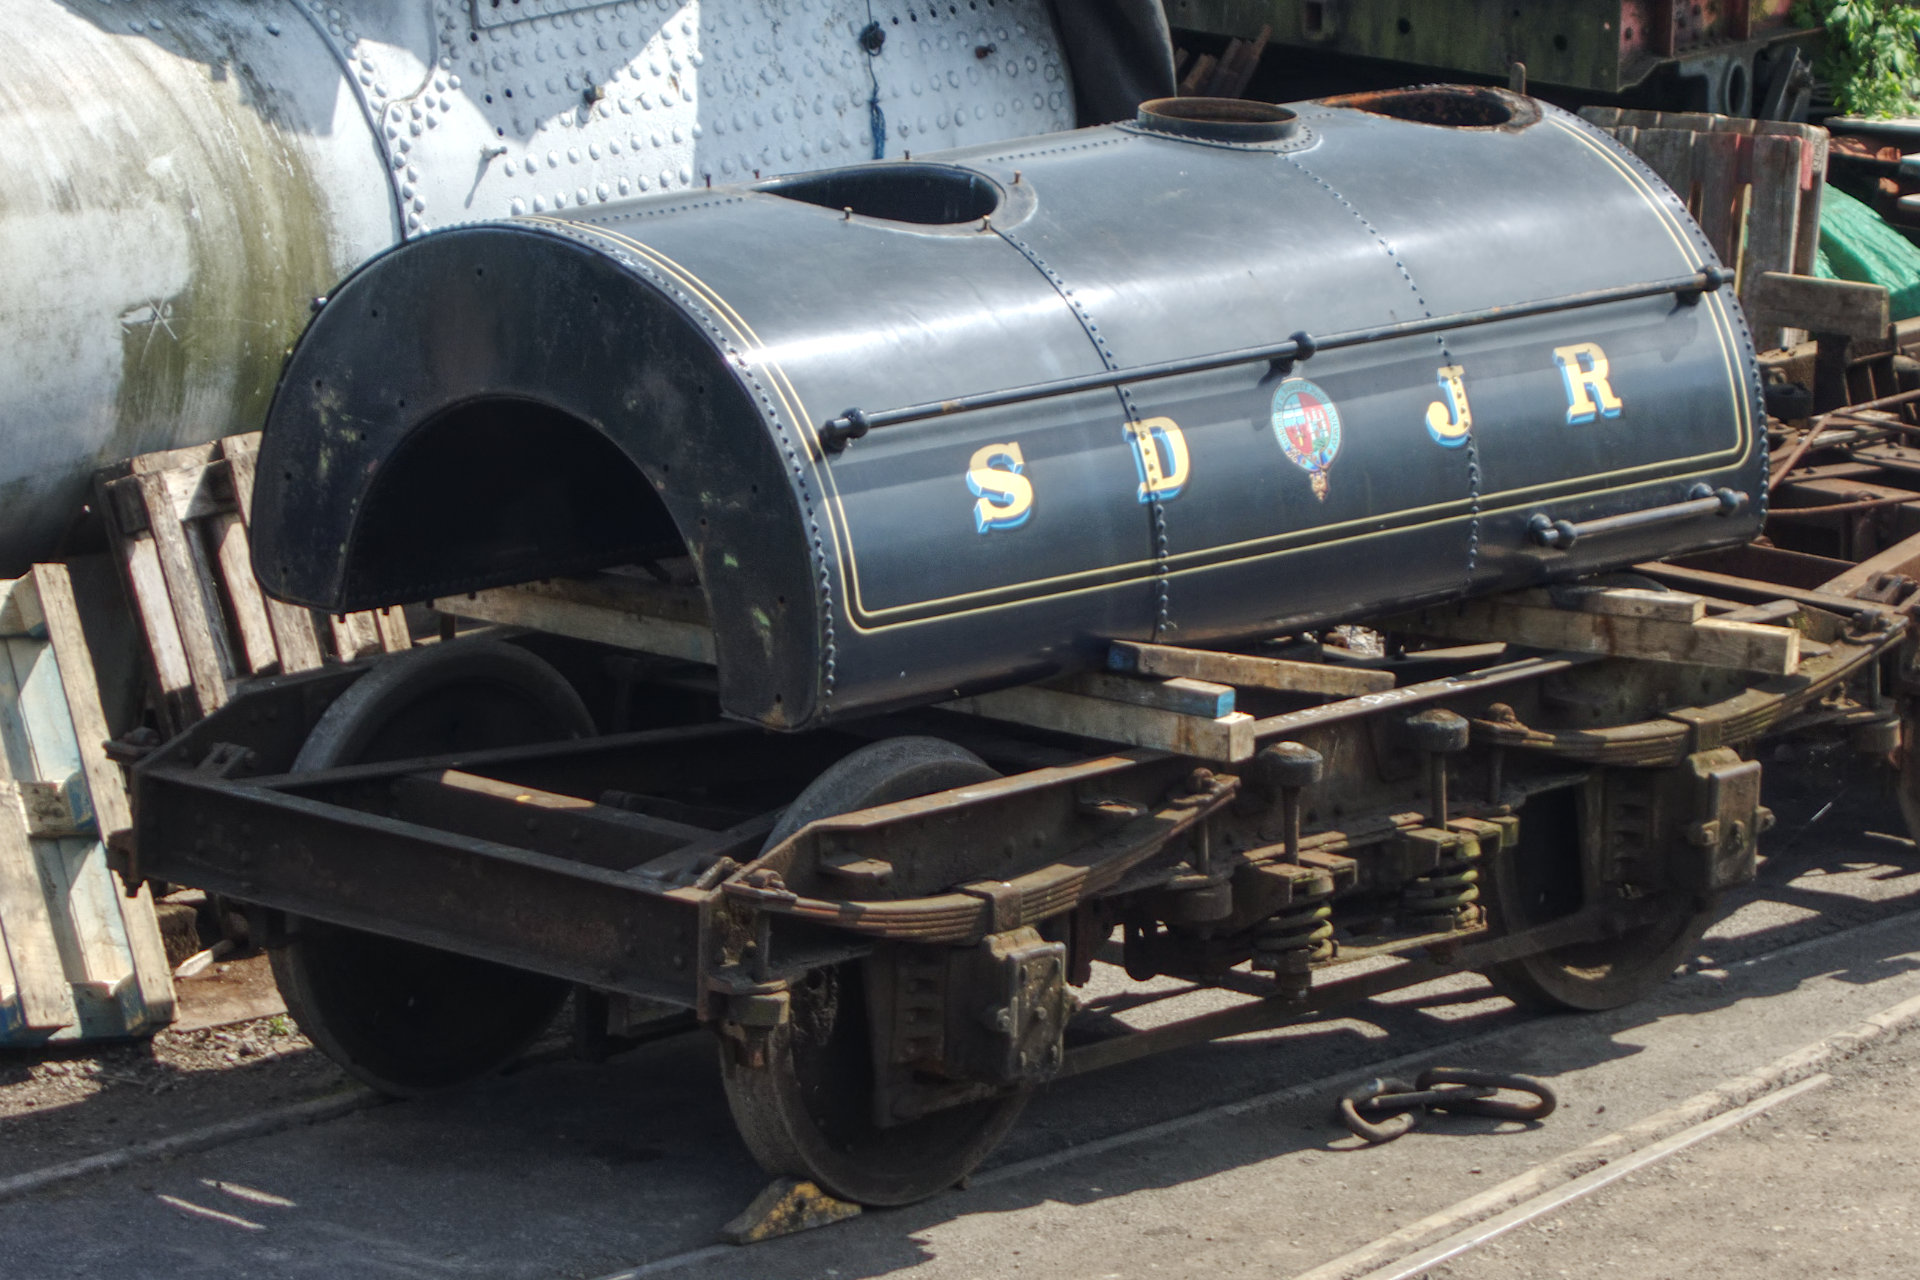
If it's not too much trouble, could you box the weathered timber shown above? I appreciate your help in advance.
[1747,272,1890,340]
[1108,640,1395,697]
[431,575,717,666]
[1389,595,1799,675]
[941,684,1257,762]
[1054,671,1236,718]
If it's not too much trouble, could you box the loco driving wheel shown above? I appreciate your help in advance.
[269,639,593,1095]
[719,737,1030,1206]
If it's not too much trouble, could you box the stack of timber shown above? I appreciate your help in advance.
[437,573,1808,765]
[1579,107,1827,349]
[12,429,427,1044]
[95,433,411,736]
[1385,584,1802,675]
[1175,26,1270,100]
[0,565,173,1044]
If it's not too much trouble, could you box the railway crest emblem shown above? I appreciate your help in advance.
[1271,377,1342,500]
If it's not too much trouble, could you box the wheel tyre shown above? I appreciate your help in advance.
[1482,905,1713,1012]
[720,737,1030,1206]
[271,639,591,1097]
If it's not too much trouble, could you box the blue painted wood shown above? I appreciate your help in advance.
[0,596,164,1043]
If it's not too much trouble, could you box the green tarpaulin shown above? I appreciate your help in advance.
[1814,183,1920,319]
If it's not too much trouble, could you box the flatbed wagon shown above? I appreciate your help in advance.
[107,87,1920,1208]
[117,533,1913,1203]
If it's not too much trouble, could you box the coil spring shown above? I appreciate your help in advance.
[1401,839,1484,931]
[1251,892,1335,996]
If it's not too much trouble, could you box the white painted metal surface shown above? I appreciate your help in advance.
[314,0,1073,230]
[0,0,1072,576]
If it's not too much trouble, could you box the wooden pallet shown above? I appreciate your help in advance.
[1579,107,1828,348]
[0,565,174,1044]
[96,434,410,736]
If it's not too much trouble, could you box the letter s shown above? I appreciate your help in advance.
[967,442,1034,533]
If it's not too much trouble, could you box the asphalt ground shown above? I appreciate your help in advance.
[5,773,1920,1279]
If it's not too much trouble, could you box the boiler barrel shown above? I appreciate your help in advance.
[252,87,1765,731]
[0,0,1081,576]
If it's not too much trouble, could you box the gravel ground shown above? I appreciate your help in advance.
[1436,1013,1920,1280]
[0,957,346,1180]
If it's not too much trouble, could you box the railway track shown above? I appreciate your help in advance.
[3,838,1918,1278]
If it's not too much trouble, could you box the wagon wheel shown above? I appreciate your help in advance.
[269,640,593,1096]
[1479,793,1713,1012]
[719,737,1029,1206]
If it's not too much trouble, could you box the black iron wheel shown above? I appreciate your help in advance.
[1480,789,1714,1012]
[719,736,1029,1206]
[269,639,593,1096]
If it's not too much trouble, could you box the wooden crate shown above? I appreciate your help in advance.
[0,565,174,1044]
[1580,107,1828,348]
[95,433,410,736]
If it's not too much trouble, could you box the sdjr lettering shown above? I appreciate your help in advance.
[1124,417,1191,503]
[1552,342,1624,424]
[967,441,1034,533]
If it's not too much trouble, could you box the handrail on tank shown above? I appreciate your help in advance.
[816,265,1735,453]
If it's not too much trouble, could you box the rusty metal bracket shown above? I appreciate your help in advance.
[723,772,1240,944]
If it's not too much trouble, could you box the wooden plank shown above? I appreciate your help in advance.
[1747,272,1890,340]
[129,440,221,476]
[1791,132,1828,278]
[330,611,384,661]
[1694,130,1741,266]
[134,471,233,716]
[1744,132,1803,346]
[432,586,717,666]
[34,566,126,837]
[1612,125,1638,165]
[1745,132,1802,279]
[0,825,72,1031]
[1054,671,1236,718]
[0,781,86,838]
[0,639,71,1034]
[0,927,19,1035]
[0,579,47,637]
[136,457,236,526]
[1637,128,1697,206]
[220,436,326,674]
[1390,597,1799,675]
[1508,585,1705,622]
[1217,24,1269,98]
[1108,640,1395,697]
[941,685,1256,762]
[4,634,130,1003]
[468,569,710,627]
[109,508,198,730]
[33,564,173,1023]
[1178,52,1216,96]
[374,607,413,654]
[210,511,281,675]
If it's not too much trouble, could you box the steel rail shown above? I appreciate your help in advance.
[817,266,1734,451]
